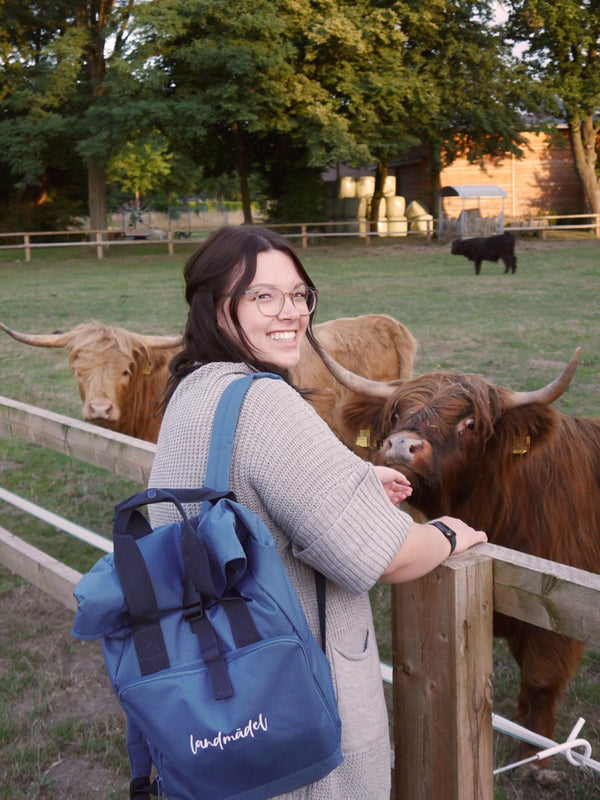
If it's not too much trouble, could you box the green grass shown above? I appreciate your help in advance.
[1,234,599,798]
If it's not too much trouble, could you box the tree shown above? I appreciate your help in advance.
[302,0,532,222]
[505,0,600,214]
[134,0,300,223]
[107,131,173,211]
[133,0,380,223]
[0,0,139,232]
[397,0,533,206]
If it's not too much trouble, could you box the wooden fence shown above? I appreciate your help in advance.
[1,395,600,799]
[1,212,599,260]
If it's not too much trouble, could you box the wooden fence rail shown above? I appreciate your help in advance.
[1,213,599,260]
[2,396,600,799]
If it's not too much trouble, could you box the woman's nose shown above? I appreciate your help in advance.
[278,294,300,318]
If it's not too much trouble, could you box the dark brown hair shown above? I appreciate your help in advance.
[165,225,318,404]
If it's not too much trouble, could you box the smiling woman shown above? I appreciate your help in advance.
[216,251,312,371]
[147,224,485,800]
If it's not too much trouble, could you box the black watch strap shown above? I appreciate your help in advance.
[429,520,457,554]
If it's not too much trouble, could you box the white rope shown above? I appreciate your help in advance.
[492,713,600,774]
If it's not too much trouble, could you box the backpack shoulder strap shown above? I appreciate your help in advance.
[205,371,329,652]
[204,372,281,492]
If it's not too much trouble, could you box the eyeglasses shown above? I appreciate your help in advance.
[242,285,318,317]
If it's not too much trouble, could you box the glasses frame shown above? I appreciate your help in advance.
[241,285,318,317]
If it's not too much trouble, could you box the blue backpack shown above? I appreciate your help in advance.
[72,373,343,800]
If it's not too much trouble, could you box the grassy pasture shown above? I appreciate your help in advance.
[0,233,599,798]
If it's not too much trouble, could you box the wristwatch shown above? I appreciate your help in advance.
[429,520,457,554]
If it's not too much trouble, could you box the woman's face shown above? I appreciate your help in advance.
[217,249,311,370]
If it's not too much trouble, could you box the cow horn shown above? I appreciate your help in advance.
[505,347,582,408]
[138,333,183,348]
[310,336,398,399]
[0,322,73,347]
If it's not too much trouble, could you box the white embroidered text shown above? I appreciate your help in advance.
[190,714,269,755]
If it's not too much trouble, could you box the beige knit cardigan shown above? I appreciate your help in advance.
[148,363,413,799]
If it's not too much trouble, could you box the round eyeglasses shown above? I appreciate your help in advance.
[242,285,318,317]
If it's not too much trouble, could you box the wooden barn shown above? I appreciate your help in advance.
[326,129,584,230]
[396,130,583,221]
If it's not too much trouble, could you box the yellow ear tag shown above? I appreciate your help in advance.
[512,434,530,455]
[143,364,153,376]
[356,428,372,448]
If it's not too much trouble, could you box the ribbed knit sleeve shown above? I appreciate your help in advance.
[231,372,412,593]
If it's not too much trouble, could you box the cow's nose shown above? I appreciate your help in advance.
[383,435,425,465]
[84,399,116,420]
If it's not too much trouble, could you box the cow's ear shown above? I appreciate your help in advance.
[497,405,558,454]
[342,394,387,434]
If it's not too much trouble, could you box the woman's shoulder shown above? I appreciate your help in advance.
[174,361,251,395]
[169,362,300,413]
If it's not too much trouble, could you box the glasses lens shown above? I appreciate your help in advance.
[254,288,282,316]
[302,287,317,314]
[251,286,317,316]
[291,287,315,315]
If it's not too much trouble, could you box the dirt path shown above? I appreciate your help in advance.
[0,576,128,799]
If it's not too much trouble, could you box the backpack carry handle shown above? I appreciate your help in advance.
[113,487,231,540]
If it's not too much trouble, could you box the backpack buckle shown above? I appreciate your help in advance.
[183,579,205,622]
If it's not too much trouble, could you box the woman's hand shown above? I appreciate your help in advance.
[373,465,413,505]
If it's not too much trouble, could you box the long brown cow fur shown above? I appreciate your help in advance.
[341,369,600,747]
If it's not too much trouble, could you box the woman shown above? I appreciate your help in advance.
[149,225,486,799]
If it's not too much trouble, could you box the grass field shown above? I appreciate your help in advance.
[1,233,599,798]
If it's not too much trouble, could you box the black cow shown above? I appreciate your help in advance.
[451,232,517,274]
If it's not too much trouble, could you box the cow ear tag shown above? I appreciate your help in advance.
[356,428,372,448]
[512,434,530,455]
[143,364,153,376]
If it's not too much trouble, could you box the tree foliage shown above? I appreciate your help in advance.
[505,0,600,213]
[0,0,141,231]
[0,0,576,228]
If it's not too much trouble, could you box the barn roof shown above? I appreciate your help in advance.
[439,184,508,198]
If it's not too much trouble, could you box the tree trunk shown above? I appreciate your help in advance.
[369,161,388,233]
[81,0,116,238]
[87,158,108,236]
[232,122,253,225]
[428,142,442,212]
[567,115,600,215]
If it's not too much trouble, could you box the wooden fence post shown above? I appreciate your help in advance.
[301,224,308,249]
[96,230,104,260]
[24,234,31,262]
[392,550,494,800]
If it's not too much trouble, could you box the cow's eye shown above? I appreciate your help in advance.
[457,416,475,435]
[391,409,400,425]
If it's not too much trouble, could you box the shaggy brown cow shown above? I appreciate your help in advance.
[313,344,600,746]
[0,322,181,442]
[0,314,416,454]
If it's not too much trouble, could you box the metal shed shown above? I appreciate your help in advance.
[438,184,508,240]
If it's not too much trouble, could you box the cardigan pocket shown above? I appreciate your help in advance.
[330,626,390,753]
